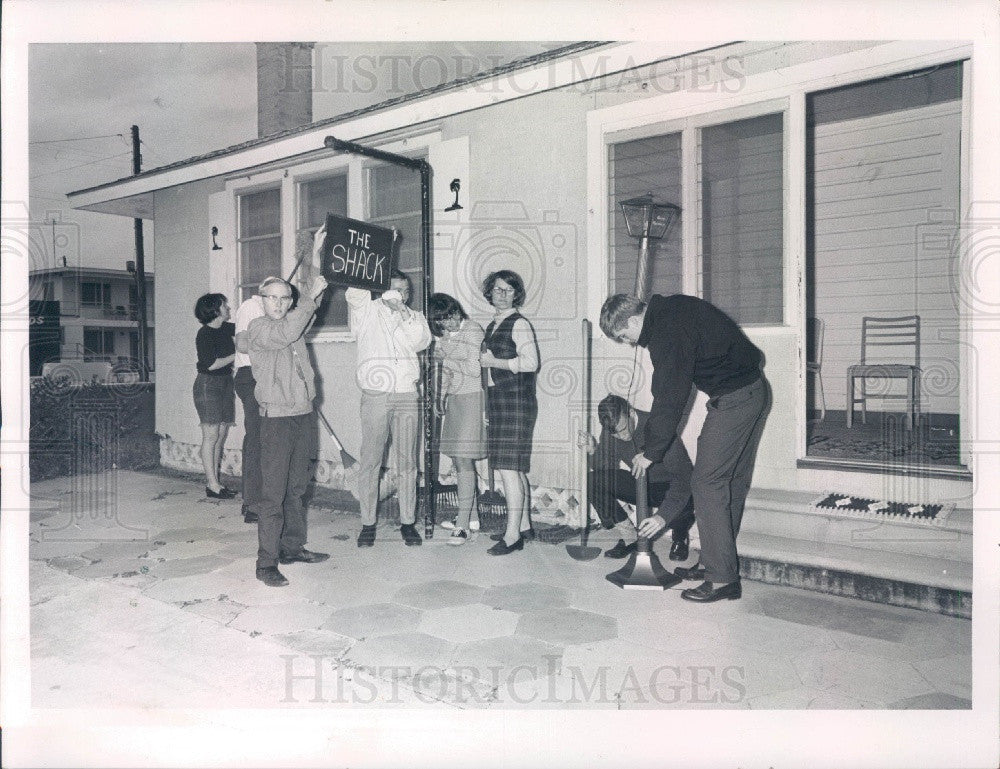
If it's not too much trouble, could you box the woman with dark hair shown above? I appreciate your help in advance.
[427,292,486,545]
[480,270,540,555]
[193,292,236,499]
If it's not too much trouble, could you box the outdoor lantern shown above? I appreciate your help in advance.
[619,194,680,299]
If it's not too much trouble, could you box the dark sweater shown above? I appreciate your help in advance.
[195,322,235,376]
[637,294,762,462]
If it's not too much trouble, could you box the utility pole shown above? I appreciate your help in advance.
[131,125,150,381]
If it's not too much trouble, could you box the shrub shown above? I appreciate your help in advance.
[29,381,159,482]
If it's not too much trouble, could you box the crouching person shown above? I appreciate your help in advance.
[241,273,331,587]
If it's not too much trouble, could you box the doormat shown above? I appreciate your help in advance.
[810,492,955,525]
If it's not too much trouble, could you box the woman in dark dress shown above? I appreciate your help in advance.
[193,293,236,499]
[480,270,539,555]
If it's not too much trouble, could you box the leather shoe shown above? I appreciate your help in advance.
[357,525,377,547]
[487,537,524,555]
[400,524,423,546]
[255,566,289,587]
[242,504,258,523]
[681,580,741,602]
[278,549,330,564]
[206,486,236,500]
[669,536,689,562]
[604,539,637,559]
[674,563,706,581]
[490,528,534,542]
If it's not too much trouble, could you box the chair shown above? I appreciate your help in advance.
[806,317,825,422]
[846,315,920,430]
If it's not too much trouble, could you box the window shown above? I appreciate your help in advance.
[805,63,964,469]
[368,162,424,305]
[608,132,682,296]
[607,111,785,325]
[81,281,111,307]
[298,174,348,328]
[238,187,281,302]
[699,113,784,324]
[83,327,115,361]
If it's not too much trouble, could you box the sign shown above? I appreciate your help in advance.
[29,300,61,377]
[320,214,396,292]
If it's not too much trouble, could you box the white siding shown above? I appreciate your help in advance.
[812,100,962,415]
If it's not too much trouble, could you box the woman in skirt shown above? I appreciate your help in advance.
[480,270,540,555]
[193,293,236,499]
[428,293,487,545]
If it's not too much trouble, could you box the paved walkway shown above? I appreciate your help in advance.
[29,470,971,710]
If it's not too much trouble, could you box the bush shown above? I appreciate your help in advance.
[29,380,159,482]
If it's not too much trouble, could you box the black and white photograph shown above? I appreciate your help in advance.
[2,1,998,767]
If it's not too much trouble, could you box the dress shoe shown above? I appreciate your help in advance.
[242,504,259,523]
[604,539,637,559]
[206,486,236,500]
[278,549,330,564]
[400,523,423,546]
[680,580,741,602]
[487,537,524,556]
[674,563,706,581]
[357,525,377,547]
[669,536,690,562]
[490,528,534,542]
[255,566,289,587]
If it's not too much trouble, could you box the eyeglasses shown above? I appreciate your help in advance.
[491,286,516,297]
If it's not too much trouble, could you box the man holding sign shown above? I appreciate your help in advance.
[318,216,432,548]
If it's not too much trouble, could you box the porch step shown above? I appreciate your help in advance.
[718,489,972,617]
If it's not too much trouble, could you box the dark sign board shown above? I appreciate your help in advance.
[29,300,61,376]
[320,214,397,292]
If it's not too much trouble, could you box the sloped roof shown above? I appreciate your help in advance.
[70,41,610,198]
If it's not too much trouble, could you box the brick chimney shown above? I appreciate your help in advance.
[256,42,314,138]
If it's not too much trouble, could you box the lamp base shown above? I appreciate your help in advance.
[606,549,682,590]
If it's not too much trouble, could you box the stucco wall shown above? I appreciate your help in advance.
[152,177,226,451]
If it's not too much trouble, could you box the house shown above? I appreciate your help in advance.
[28,265,155,380]
[68,40,987,614]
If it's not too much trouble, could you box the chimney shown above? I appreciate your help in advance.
[256,42,314,138]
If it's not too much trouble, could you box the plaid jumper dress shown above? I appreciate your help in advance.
[484,312,538,472]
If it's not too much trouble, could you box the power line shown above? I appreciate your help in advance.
[29,133,126,145]
[29,151,132,180]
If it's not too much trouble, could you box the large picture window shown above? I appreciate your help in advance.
[238,187,281,302]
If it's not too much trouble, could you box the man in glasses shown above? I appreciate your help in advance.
[240,271,331,587]
[599,293,771,603]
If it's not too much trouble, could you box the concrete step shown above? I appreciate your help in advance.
[702,488,973,618]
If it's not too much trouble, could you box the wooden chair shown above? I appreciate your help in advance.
[846,315,920,430]
[806,317,825,422]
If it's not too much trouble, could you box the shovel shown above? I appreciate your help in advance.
[567,318,602,560]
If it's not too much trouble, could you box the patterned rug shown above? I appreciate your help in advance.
[810,492,955,525]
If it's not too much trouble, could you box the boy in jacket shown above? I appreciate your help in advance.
[241,273,330,587]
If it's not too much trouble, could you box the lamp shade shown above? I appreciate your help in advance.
[619,195,681,240]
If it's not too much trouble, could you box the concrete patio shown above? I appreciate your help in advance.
[28,470,971,711]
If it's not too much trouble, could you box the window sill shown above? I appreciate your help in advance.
[796,456,972,482]
[306,328,354,344]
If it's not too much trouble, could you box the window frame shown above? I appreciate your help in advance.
[603,97,791,327]
[80,281,112,308]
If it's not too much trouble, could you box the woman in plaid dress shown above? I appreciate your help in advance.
[480,270,539,555]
